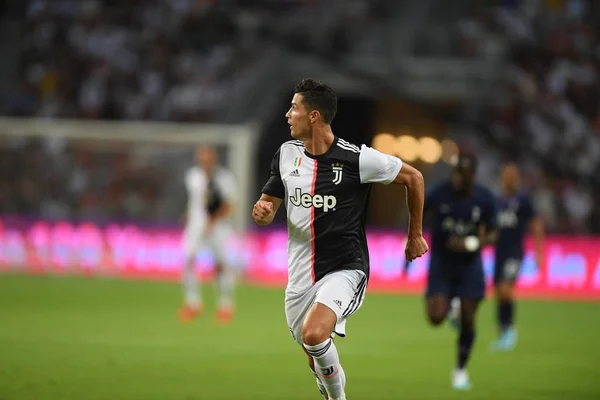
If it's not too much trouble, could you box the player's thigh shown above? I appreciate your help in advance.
[182,222,205,259]
[456,260,485,300]
[426,257,452,298]
[209,223,236,267]
[285,287,319,345]
[311,269,367,339]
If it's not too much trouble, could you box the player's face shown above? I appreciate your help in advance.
[502,164,520,193]
[285,94,312,140]
[451,168,474,192]
[195,146,217,170]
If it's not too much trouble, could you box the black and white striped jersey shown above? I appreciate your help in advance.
[262,136,403,293]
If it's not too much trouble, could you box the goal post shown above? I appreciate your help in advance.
[0,117,259,230]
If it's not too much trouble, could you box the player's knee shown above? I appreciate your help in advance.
[496,283,513,302]
[425,298,447,326]
[301,324,331,346]
[426,305,446,326]
[428,312,446,326]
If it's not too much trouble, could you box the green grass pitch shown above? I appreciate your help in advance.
[0,274,599,400]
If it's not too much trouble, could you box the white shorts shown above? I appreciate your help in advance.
[182,219,207,258]
[285,269,367,345]
[183,220,238,269]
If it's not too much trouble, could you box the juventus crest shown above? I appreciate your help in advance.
[332,163,343,185]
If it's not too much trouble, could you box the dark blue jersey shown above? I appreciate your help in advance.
[424,181,497,262]
[496,193,535,259]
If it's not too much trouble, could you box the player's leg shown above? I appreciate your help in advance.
[426,294,450,326]
[179,224,204,322]
[302,304,346,400]
[286,287,331,399]
[447,296,461,330]
[302,270,365,400]
[493,258,520,350]
[304,345,330,400]
[452,298,480,390]
[451,261,485,390]
[425,257,451,326]
[210,222,237,323]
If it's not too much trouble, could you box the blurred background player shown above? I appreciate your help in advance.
[179,145,239,324]
[420,153,497,390]
[492,163,544,351]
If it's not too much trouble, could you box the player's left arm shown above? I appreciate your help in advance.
[358,145,428,261]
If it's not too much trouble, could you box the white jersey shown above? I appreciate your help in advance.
[185,166,209,225]
[262,136,402,293]
[205,167,237,221]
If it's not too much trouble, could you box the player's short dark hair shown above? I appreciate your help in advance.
[294,78,337,124]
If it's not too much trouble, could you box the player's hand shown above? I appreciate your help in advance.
[252,200,274,226]
[405,235,428,262]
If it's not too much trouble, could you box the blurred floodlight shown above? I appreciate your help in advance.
[395,135,419,162]
[441,139,459,164]
[418,137,442,164]
[372,133,396,155]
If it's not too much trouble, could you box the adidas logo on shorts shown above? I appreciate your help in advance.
[333,300,342,308]
[290,169,300,177]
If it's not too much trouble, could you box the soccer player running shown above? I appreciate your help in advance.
[492,162,544,351]
[421,153,496,390]
[179,145,239,324]
[252,79,428,400]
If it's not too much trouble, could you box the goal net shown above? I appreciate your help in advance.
[0,117,258,231]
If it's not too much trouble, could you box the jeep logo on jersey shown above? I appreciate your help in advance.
[332,163,343,185]
[290,188,337,212]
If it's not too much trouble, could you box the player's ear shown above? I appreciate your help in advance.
[309,110,319,123]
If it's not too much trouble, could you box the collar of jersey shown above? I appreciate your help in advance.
[303,135,339,160]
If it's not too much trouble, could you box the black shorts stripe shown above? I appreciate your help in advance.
[345,279,367,317]
[342,274,367,318]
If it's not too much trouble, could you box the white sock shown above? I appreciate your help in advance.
[216,269,235,309]
[314,373,328,399]
[182,259,201,308]
[304,339,345,398]
[450,297,461,315]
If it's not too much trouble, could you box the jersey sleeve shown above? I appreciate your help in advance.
[217,170,237,203]
[358,145,402,184]
[261,147,285,199]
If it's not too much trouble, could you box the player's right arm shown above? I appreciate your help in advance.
[253,147,285,226]
[358,145,427,261]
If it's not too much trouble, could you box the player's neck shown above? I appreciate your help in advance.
[303,127,335,156]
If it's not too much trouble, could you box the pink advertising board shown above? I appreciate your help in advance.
[1,218,599,300]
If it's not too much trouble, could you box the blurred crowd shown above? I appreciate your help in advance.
[474,0,600,233]
[6,0,306,121]
[1,0,599,233]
